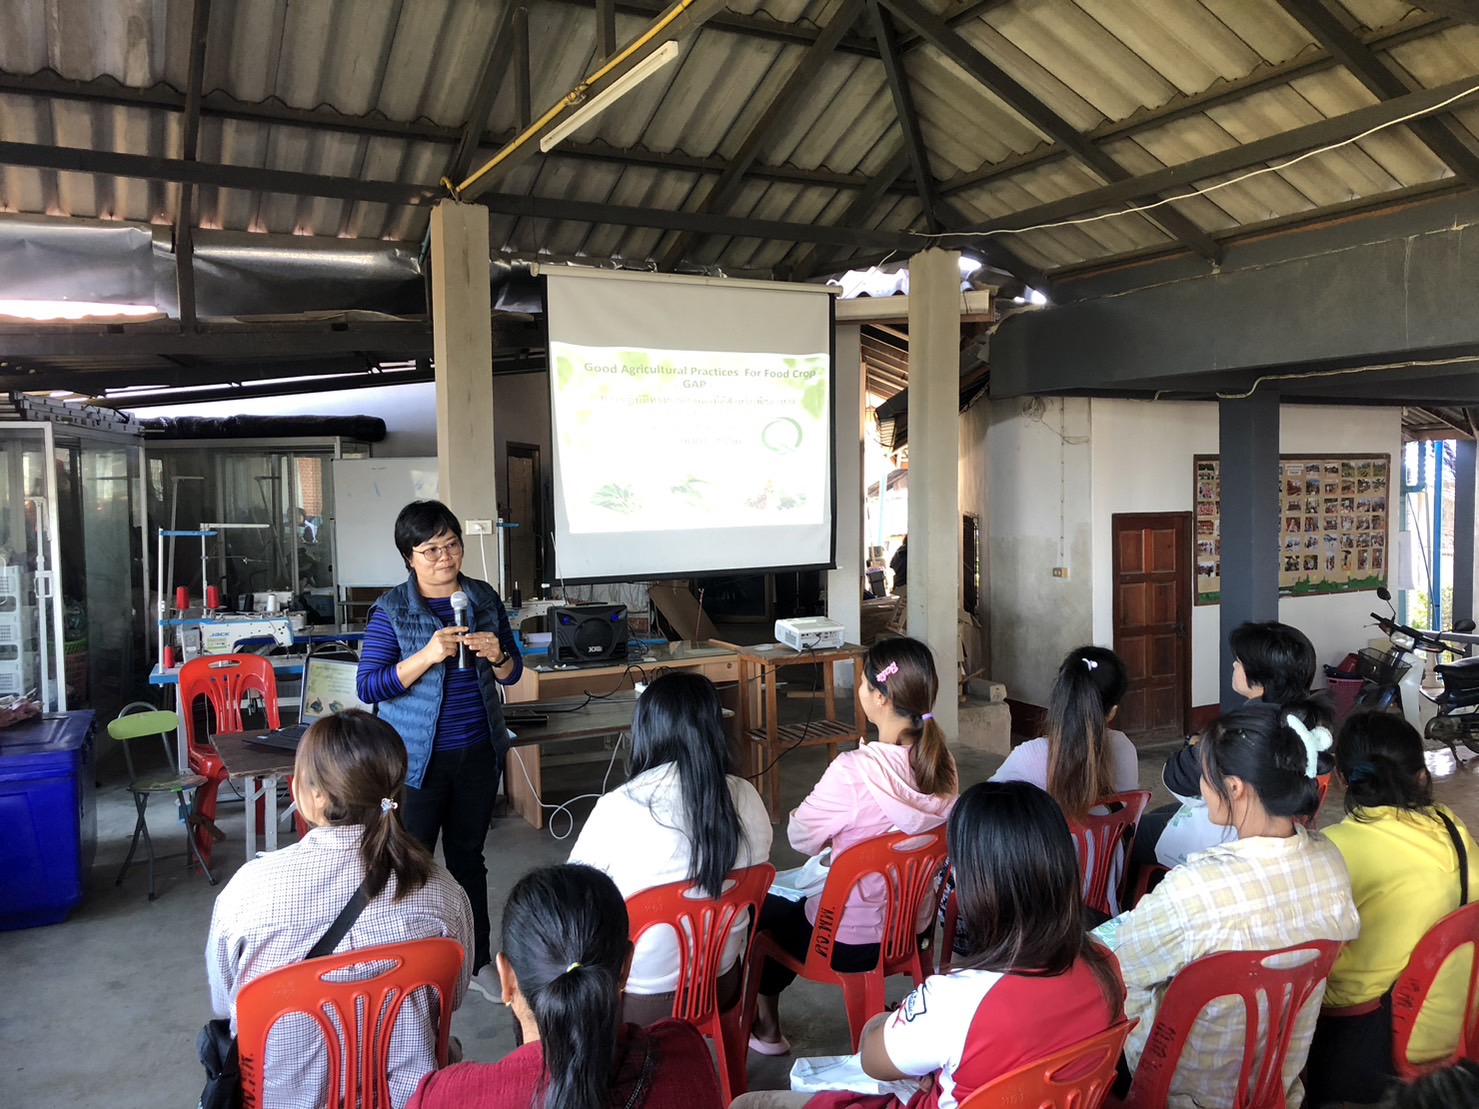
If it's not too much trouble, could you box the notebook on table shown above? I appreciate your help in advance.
[249,658,368,752]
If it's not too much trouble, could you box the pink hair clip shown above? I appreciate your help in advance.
[875,661,899,683]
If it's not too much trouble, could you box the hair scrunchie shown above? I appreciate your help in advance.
[1286,714,1333,779]
[564,961,581,975]
[380,797,398,813]
[1346,761,1379,786]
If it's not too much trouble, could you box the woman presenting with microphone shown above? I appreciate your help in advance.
[357,499,521,1002]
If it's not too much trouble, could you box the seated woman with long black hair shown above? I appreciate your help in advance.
[731,780,1124,1109]
[407,864,724,1109]
[567,671,772,1024]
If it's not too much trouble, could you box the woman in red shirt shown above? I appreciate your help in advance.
[734,780,1124,1109]
[408,864,722,1109]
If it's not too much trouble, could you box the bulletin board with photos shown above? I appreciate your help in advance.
[1193,454,1390,605]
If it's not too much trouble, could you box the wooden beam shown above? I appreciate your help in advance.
[1279,0,1479,183]
[951,76,1479,238]
[868,0,944,231]
[176,0,211,328]
[656,0,869,269]
[457,0,730,201]
[876,0,1222,262]
[446,4,519,184]
[1408,1,1479,24]
[514,6,532,129]
[597,0,618,57]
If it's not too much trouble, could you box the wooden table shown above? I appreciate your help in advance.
[205,731,298,861]
[504,698,641,829]
[717,641,868,816]
[502,641,739,828]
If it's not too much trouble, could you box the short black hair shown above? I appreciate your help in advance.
[393,500,461,567]
[1229,621,1316,704]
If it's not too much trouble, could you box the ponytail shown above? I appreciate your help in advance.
[864,637,957,797]
[1336,710,1435,821]
[1045,647,1128,821]
[501,865,631,1109]
[1200,699,1325,819]
[295,710,434,901]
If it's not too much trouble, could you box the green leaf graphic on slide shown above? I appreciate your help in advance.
[671,476,711,507]
[801,380,826,420]
[592,483,639,514]
[556,356,575,389]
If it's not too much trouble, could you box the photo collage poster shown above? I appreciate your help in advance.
[1194,454,1390,605]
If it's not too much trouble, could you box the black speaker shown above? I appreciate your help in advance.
[551,604,629,664]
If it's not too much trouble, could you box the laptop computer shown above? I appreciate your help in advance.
[249,657,369,752]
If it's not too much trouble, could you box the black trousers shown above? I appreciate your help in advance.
[402,737,501,971]
[1303,995,1398,1107]
[756,893,881,996]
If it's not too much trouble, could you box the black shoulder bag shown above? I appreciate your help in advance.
[197,878,373,1109]
[1436,808,1470,908]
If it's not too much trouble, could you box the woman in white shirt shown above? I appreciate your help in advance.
[568,671,772,1024]
[992,645,1139,818]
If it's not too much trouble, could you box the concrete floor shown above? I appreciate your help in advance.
[4,724,1477,1108]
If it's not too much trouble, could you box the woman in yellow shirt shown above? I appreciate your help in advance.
[1305,711,1479,1107]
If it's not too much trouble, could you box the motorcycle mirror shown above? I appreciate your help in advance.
[1377,587,1393,602]
[1457,619,1477,634]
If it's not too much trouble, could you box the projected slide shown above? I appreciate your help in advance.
[552,344,828,532]
[543,269,836,581]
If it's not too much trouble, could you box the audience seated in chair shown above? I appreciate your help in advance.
[567,671,772,1025]
[205,709,473,1109]
[991,644,1140,916]
[408,864,724,1109]
[1134,620,1327,873]
[1097,701,1359,1109]
[731,780,1124,1109]
[747,636,958,1056]
[1305,711,1479,1106]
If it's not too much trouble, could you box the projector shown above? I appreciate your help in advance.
[775,617,846,652]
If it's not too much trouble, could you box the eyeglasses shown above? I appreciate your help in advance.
[413,539,463,561]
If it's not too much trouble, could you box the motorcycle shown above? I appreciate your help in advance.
[1355,587,1479,757]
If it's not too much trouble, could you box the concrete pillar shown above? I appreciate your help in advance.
[1218,391,1280,709]
[827,322,864,689]
[907,248,961,737]
[1454,438,1476,626]
[429,201,500,585]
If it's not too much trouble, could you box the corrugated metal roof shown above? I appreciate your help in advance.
[1,0,1477,287]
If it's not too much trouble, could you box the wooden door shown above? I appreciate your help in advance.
[1112,513,1191,741]
[506,444,541,598]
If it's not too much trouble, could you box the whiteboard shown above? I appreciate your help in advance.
[332,458,440,587]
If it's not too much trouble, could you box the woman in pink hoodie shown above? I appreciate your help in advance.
[749,636,959,1055]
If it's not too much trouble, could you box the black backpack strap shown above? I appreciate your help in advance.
[1436,808,1470,907]
[306,877,374,960]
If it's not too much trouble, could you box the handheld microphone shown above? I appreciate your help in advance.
[451,590,469,670]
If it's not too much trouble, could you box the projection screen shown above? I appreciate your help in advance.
[541,268,836,582]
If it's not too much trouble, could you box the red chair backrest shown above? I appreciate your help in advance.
[1294,774,1332,831]
[1070,790,1151,918]
[1391,901,1479,1080]
[237,937,464,1109]
[1123,940,1343,1109]
[625,863,775,1025]
[178,654,281,742]
[807,828,949,975]
[958,1019,1135,1109]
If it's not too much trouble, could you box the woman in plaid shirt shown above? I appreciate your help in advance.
[1101,701,1359,1109]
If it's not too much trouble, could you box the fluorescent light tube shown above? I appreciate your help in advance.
[539,41,681,153]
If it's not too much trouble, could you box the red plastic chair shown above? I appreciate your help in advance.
[237,937,465,1109]
[1118,940,1343,1109]
[625,862,775,1101]
[1294,773,1332,831]
[741,827,949,1050]
[179,654,282,866]
[1390,901,1479,1080]
[1070,790,1151,918]
[959,1019,1135,1109]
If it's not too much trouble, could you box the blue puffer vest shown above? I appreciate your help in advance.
[372,573,509,789]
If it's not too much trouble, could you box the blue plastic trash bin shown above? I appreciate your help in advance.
[0,711,97,930]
